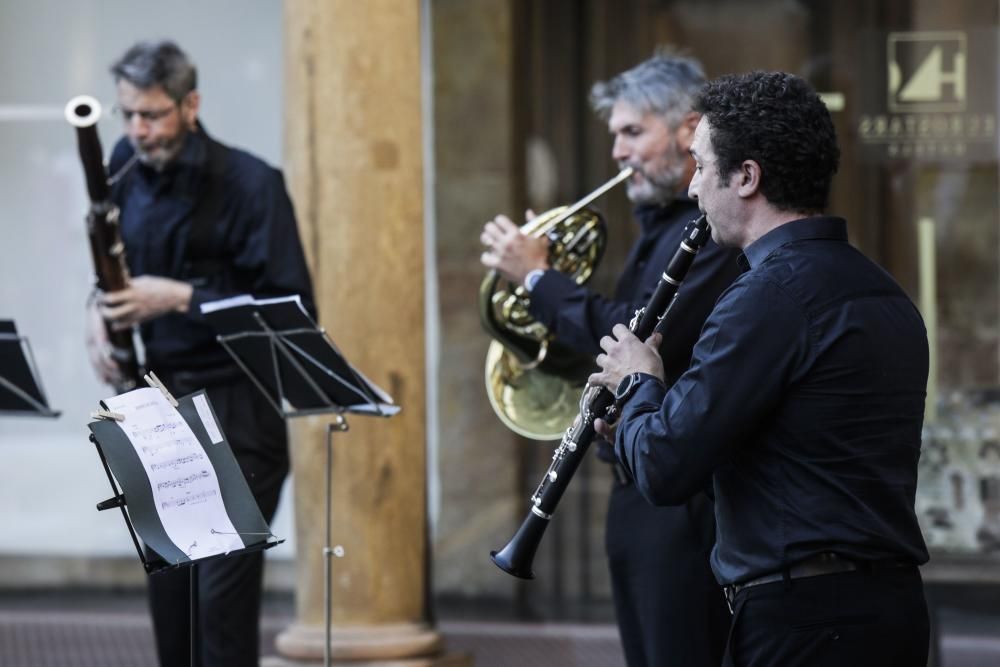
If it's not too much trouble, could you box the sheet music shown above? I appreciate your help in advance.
[103,387,244,559]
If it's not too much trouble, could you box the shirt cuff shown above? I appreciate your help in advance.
[526,269,577,322]
[619,373,667,421]
[523,268,546,292]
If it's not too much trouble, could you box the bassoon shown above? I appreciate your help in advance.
[491,215,711,578]
[65,95,141,392]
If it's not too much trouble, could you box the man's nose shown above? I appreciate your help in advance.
[611,135,629,162]
[126,115,150,138]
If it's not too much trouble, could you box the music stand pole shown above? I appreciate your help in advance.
[191,562,200,667]
[325,416,348,667]
[202,298,397,663]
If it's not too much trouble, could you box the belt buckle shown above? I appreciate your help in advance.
[612,462,631,486]
[723,585,736,614]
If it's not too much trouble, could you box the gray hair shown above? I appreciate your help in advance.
[110,40,197,103]
[590,48,705,128]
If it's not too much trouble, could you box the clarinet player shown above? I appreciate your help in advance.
[481,50,739,667]
[591,71,931,666]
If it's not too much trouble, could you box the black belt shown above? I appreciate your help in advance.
[722,552,911,613]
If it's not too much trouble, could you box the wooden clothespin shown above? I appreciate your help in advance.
[91,407,125,422]
[144,371,179,407]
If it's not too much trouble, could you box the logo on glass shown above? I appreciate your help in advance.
[888,31,966,112]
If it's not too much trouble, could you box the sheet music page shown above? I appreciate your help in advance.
[103,387,245,559]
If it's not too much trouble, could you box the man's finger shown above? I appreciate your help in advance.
[493,216,520,235]
[100,301,134,321]
[99,289,131,306]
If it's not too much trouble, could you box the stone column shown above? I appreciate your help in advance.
[270,2,468,665]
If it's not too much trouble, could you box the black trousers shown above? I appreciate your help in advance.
[148,372,288,667]
[605,481,730,667]
[723,566,929,667]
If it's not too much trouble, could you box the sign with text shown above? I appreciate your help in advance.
[857,29,997,162]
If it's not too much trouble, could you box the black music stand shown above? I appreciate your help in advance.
[200,294,399,667]
[88,379,281,667]
[0,320,59,418]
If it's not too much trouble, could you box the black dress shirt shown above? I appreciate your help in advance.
[528,199,740,380]
[528,199,741,461]
[108,127,315,374]
[614,216,931,584]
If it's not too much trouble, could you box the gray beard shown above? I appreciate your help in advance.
[626,160,686,206]
[134,129,188,172]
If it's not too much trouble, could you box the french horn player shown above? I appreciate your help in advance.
[478,51,740,667]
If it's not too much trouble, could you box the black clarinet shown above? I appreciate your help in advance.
[491,215,711,579]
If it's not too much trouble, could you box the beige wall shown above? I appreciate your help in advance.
[430,0,525,599]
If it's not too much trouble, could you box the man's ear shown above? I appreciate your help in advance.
[675,111,701,151]
[737,159,761,197]
[181,90,200,130]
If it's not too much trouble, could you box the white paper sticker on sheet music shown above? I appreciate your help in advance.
[193,394,224,444]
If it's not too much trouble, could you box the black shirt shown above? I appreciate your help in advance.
[528,198,741,459]
[109,127,315,374]
[529,199,741,379]
[614,216,931,584]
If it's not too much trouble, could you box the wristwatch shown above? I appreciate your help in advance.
[523,269,546,292]
[614,372,645,406]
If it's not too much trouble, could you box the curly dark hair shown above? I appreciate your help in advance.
[694,71,839,213]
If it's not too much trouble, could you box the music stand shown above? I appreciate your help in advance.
[88,377,281,667]
[200,294,399,667]
[0,320,59,418]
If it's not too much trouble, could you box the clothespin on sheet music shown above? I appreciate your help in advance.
[144,371,179,408]
[91,407,125,422]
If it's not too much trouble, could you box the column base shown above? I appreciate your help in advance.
[266,622,471,665]
[261,652,471,667]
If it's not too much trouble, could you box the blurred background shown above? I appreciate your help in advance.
[0,0,997,665]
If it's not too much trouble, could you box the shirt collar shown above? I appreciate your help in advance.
[171,123,209,171]
[740,215,848,270]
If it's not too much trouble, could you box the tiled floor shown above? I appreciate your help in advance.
[0,590,996,666]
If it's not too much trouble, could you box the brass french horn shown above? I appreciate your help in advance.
[480,167,633,440]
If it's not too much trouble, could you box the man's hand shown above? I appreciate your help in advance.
[99,275,193,330]
[480,213,550,284]
[590,325,665,438]
[86,297,122,385]
[590,324,665,392]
